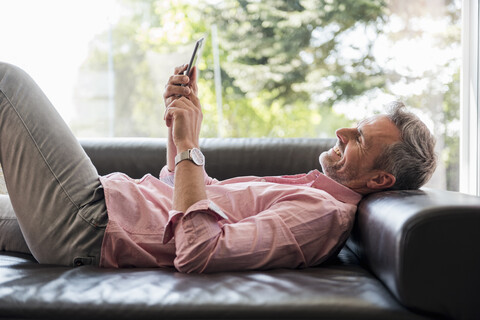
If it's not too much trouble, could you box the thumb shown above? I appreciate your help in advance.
[189,66,198,94]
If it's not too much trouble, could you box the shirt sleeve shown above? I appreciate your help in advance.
[159,165,218,186]
[163,193,356,274]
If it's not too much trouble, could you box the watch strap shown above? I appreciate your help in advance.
[174,149,191,166]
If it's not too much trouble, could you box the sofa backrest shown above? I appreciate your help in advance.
[80,137,335,179]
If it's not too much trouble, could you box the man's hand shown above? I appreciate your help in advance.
[163,64,198,106]
[165,96,203,153]
[163,64,206,212]
[163,64,200,170]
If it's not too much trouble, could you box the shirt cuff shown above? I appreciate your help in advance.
[162,200,228,244]
[159,165,175,186]
[159,165,217,187]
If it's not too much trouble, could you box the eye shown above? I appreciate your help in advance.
[355,132,362,142]
[355,131,364,146]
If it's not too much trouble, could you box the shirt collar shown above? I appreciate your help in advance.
[309,170,363,205]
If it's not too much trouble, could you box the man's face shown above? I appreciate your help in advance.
[319,115,401,192]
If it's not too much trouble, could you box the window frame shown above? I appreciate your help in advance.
[460,0,480,196]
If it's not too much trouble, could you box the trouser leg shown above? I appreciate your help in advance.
[0,62,107,266]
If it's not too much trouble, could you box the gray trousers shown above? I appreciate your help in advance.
[0,62,107,267]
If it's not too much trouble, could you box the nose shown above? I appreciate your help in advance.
[335,127,350,144]
[336,127,358,145]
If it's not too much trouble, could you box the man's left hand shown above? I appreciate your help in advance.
[164,95,203,153]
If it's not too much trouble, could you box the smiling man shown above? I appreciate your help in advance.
[320,106,436,194]
[0,62,437,273]
[320,115,402,194]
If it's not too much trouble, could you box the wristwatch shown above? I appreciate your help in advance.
[175,148,205,167]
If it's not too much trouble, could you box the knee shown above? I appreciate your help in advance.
[0,62,18,75]
[0,62,34,93]
[0,62,29,84]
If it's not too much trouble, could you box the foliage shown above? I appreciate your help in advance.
[76,0,388,138]
[198,0,388,137]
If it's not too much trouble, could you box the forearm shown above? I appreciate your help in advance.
[166,127,176,172]
[173,157,207,212]
[169,200,310,273]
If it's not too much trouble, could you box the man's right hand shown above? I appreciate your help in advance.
[163,64,199,106]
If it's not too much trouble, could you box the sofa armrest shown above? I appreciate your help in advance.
[347,188,480,319]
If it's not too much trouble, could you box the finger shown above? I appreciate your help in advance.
[167,74,189,86]
[184,66,200,106]
[163,84,191,101]
[164,105,172,126]
[164,100,191,127]
[165,97,194,117]
[188,66,198,94]
[164,102,184,127]
[189,66,197,83]
[186,91,201,111]
[184,89,201,112]
[174,64,188,75]
[174,96,197,110]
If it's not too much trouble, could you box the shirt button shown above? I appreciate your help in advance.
[134,179,141,184]
[260,179,267,182]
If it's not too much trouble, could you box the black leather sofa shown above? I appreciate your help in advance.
[0,137,478,320]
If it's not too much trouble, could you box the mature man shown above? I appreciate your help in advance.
[0,62,436,273]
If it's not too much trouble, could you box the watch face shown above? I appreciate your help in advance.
[191,148,205,166]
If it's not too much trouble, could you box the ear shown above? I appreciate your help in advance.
[366,171,396,190]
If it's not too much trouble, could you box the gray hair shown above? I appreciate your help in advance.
[374,102,437,190]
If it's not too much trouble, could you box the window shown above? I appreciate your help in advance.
[0,0,463,191]
[460,0,479,196]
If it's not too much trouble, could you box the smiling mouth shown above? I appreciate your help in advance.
[333,145,342,157]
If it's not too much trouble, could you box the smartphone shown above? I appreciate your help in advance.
[184,37,205,78]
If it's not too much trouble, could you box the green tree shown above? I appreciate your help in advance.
[74,0,388,138]
[200,0,388,137]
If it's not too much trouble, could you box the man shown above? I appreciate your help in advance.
[0,62,436,273]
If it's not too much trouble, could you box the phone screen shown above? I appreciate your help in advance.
[185,37,205,77]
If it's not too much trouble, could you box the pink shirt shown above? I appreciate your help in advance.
[99,167,362,273]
